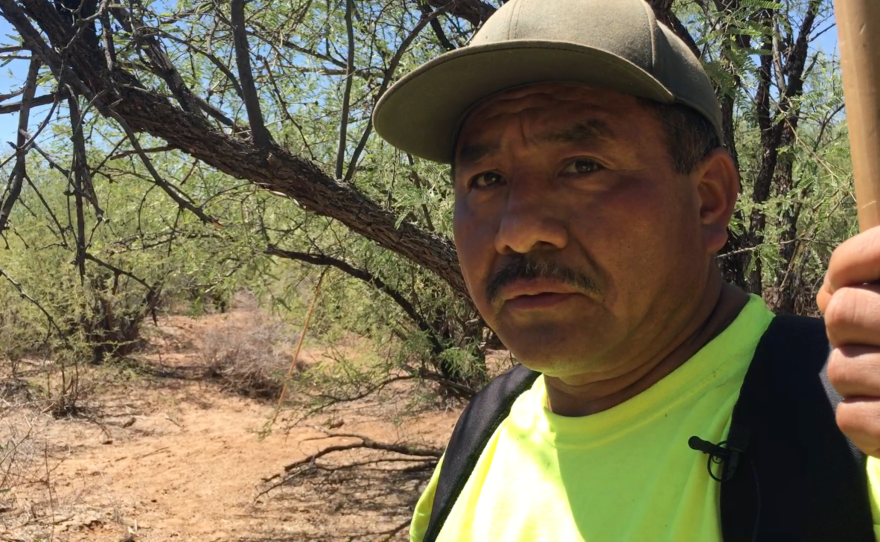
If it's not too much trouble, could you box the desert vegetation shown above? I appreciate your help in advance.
[0,0,858,540]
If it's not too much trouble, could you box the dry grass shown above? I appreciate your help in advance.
[0,394,67,541]
[199,311,298,400]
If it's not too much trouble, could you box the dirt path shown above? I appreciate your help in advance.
[1,312,461,542]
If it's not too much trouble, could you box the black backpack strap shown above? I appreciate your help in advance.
[719,314,874,542]
[422,364,539,542]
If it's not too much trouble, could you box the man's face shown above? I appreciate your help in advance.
[453,83,718,380]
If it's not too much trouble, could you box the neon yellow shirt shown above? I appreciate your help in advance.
[410,296,880,541]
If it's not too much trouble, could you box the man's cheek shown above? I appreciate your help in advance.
[454,217,496,306]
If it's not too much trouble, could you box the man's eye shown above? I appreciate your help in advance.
[562,159,603,175]
[469,172,504,189]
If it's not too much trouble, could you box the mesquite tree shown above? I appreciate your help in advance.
[0,0,856,394]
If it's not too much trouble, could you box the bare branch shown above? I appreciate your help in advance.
[344,6,444,182]
[230,0,269,146]
[0,92,64,115]
[158,30,245,100]
[335,0,356,180]
[67,95,89,280]
[422,3,456,50]
[30,142,70,177]
[108,5,204,116]
[248,19,348,70]
[106,145,174,161]
[84,252,157,297]
[68,95,103,218]
[0,57,40,235]
[257,432,440,498]
[23,173,68,245]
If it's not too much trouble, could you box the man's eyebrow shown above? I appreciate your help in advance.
[538,119,615,145]
[454,119,613,168]
[456,141,501,167]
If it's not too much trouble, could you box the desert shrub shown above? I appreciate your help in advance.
[199,311,295,400]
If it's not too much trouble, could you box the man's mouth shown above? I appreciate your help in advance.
[505,292,578,310]
[499,279,582,310]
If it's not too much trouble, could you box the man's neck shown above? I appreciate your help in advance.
[543,278,749,417]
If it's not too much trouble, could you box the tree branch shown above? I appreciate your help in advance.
[0,57,40,235]
[230,0,269,146]
[108,5,204,116]
[335,0,356,180]
[4,0,469,303]
[0,266,67,340]
[646,0,701,59]
[426,0,494,26]
[343,6,444,182]
[423,3,455,50]
[67,95,89,281]
[265,245,445,353]
[107,109,220,225]
[0,92,65,115]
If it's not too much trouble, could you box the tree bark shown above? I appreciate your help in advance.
[426,0,495,26]
[2,0,470,304]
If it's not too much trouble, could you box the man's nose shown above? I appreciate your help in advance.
[494,180,568,255]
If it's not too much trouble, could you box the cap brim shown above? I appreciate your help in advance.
[373,40,675,164]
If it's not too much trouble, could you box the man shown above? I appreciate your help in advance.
[372,0,880,540]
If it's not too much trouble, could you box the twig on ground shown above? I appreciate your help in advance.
[257,431,441,499]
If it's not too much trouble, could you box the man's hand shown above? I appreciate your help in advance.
[818,225,880,457]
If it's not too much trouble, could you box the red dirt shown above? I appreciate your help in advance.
[1,310,462,542]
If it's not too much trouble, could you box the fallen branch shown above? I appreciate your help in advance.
[257,432,441,498]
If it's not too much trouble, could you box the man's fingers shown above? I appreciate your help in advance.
[823,284,880,346]
[827,346,880,397]
[825,225,880,294]
[816,281,832,315]
[837,398,880,457]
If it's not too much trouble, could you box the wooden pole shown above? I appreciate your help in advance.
[835,0,880,231]
[271,270,326,424]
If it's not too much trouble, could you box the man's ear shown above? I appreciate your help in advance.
[693,148,740,254]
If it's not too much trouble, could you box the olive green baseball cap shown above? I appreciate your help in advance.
[372,0,722,164]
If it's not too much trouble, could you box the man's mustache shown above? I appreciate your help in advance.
[486,254,600,305]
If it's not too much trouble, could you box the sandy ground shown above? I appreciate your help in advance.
[0,311,462,542]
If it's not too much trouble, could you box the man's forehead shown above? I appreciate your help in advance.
[457,84,635,139]
[464,84,624,124]
[454,84,634,163]
[468,82,631,111]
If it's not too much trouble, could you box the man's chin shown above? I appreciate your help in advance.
[500,331,603,376]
